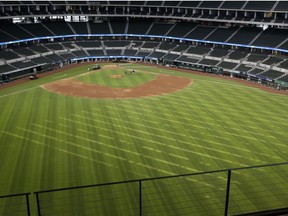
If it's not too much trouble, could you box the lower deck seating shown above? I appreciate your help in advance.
[0,64,16,73]
[32,56,50,64]
[45,54,65,62]
[11,60,36,69]
[106,49,122,56]
[0,38,287,83]
[87,50,104,56]
[278,75,288,82]
[235,64,253,72]
[186,46,211,55]
[60,53,76,59]
[228,50,249,60]
[260,70,284,79]
[176,55,199,63]
[218,61,237,69]
[263,57,284,65]
[198,58,219,66]
[163,53,179,60]
[123,49,138,56]
[148,51,166,58]
[248,68,264,75]
[247,54,268,62]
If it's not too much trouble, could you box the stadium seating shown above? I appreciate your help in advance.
[248,68,264,75]
[11,60,36,69]
[260,70,285,79]
[0,64,16,73]
[0,1,287,85]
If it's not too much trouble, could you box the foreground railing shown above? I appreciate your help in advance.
[32,162,288,216]
[0,192,31,216]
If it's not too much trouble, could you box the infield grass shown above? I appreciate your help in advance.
[78,66,156,88]
[0,63,287,216]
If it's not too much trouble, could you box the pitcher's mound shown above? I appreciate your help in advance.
[111,75,123,79]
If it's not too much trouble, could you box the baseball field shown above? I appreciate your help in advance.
[0,62,287,215]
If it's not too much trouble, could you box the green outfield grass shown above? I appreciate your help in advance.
[0,63,288,216]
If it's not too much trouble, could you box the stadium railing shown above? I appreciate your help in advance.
[0,192,31,216]
[33,162,288,216]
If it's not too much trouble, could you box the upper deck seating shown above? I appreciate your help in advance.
[185,26,216,40]
[205,27,239,42]
[244,1,276,10]
[227,27,262,45]
[221,1,245,9]
[45,43,64,51]
[147,23,174,36]
[198,58,219,66]
[252,29,288,47]
[176,55,199,63]
[0,22,33,40]
[43,21,73,35]
[0,30,17,42]
[163,1,179,6]
[179,1,201,7]
[104,40,130,47]
[69,22,88,34]
[218,61,237,69]
[89,22,111,34]
[274,1,288,11]
[18,23,53,37]
[110,20,127,34]
[127,21,151,35]
[199,1,222,8]
[75,41,102,47]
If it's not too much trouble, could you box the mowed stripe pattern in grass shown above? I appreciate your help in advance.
[78,67,156,88]
[0,64,287,215]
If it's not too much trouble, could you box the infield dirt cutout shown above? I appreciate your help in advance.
[42,65,192,99]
